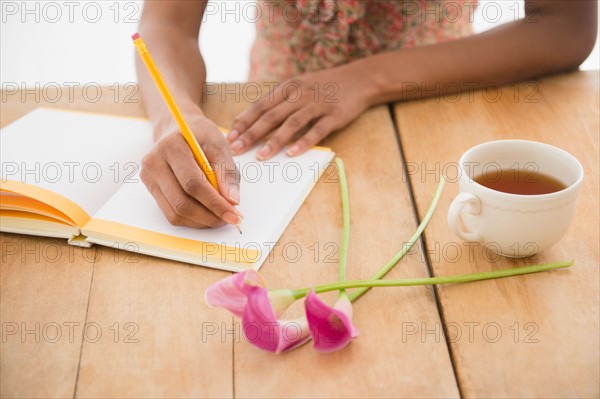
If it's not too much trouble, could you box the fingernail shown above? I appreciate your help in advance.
[223,211,241,225]
[227,129,240,142]
[231,140,244,154]
[257,144,271,160]
[287,144,300,156]
[228,185,240,205]
[231,207,244,218]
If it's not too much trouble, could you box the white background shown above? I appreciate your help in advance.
[1,0,598,87]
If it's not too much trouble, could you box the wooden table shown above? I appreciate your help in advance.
[1,71,598,398]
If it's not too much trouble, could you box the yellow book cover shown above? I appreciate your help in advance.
[0,108,334,271]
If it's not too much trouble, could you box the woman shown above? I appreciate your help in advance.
[135,0,596,229]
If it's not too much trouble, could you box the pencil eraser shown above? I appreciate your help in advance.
[131,32,140,41]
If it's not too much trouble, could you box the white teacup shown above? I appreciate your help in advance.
[447,140,584,257]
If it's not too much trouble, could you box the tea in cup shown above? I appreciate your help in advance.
[447,140,584,257]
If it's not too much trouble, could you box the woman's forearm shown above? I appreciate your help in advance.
[136,16,207,140]
[359,0,597,105]
[134,1,243,228]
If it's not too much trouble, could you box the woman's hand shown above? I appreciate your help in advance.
[227,63,375,159]
[140,114,242,228]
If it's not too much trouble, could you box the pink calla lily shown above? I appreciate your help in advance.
[305,290,359,352]
[205,270,297,318]
[242,285,311,354]
[204,270,266,317]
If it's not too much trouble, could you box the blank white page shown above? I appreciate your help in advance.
[89,145,335,269]
[0,108,153,217]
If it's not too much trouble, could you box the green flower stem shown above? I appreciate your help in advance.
[290,260,573,299]
[336,158,350,297]
[347,178,446,303]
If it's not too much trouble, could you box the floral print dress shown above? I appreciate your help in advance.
[249,0,474,82]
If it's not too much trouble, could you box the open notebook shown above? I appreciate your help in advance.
[0,108,334,271]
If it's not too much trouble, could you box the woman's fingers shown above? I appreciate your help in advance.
[257,105,322,160]
[201,134,241,205]
[141,158,225,228]
[228,69,365,159]
[162,134,242,226]
[228,84,287,144]
[287,115,344,156]
[140,113,246,229]
[228,99,302,156]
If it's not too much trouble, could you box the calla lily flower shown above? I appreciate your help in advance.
[305,290,359,352]
[205,270,297,318]
[242,285,312,354]
[204,270,266,317]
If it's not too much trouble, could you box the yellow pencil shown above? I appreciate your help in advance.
[132,32,242,233]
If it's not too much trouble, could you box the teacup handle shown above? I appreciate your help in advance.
[447,192,482,242]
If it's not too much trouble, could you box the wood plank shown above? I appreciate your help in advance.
[74,249,233,398]
[63,90,234,398]
[227,88,459,397]
[394,71,600,398]
[1,84,461,398]
[0,87,234,398]
[0,234,95,399]
[0,92,99,399]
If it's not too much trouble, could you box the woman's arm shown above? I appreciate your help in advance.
[136,1,242,229]
[137,1,207,137]
[367,0,598,104]
[229,0,597,159]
